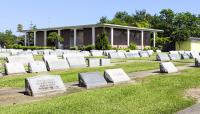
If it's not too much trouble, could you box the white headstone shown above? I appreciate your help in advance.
[43,55,58,63]
[195,58,200,67]
[91,50,103,56]
[78,72,107,89]
[181,53,190,59]
[7,55,34,65]
[139,51,149,57]
[104,68,130,83]
[156,50,161,53]
[5,63,26,75]
[88,58,100,67]
[25,75,66,97]
[63,54,87,68]
[156,53,170,61]
[160,62,178,73]
[100,58,111,66]
[125,52,140,58]
[28,61,47,73]
[46,59,69,71]
[169,54,181,60]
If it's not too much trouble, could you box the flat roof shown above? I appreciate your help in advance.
[22,23,164,32]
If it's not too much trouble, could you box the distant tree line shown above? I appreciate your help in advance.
[99,9,200,50]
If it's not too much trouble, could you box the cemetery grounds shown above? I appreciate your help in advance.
[0,53,198,114]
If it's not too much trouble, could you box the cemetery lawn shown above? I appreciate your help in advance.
[0,61,160,88]
[0,68,200,114]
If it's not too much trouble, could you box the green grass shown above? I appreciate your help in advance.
[0,62,160,88]
[1,68,200,114]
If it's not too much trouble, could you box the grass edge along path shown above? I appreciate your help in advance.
[0,68,200,114]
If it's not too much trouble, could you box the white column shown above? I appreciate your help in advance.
[141,30,144,50]
[92,27,95,45]
[24,32,27,46]
[58,29,61,48]
[153,32,156,47]
[34,31,36,46]
[111,27,114,46]
[44,31,47,46]
[127,29,130,46]
[74,29,77,47]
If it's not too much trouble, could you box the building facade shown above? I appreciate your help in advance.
[176,37,200,51]
[22,24,163,50]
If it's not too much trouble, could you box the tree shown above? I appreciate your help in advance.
[47,32,63,47]
[17,24,23,32]
[95,31,110,50]
[99,16,110,24]
[0,30,15,47]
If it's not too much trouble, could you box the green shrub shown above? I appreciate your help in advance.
[95,32,110,50]
[85,45,95,51]
[129,42,137,50]
[7,44,54,50]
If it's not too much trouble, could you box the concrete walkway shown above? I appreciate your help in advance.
[177,103,200,114]
[0,63,194,106]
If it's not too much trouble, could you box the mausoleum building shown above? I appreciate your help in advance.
[22,24,163,49]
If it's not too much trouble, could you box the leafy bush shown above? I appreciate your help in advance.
[95,32,111,50]
[129,42,137,50]
[7,44,54,50]
[85,45,95,51]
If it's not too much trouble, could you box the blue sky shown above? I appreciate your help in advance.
[0,0,200,35]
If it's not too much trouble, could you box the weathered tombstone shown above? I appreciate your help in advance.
[63,53,87,68]
[147,50,154,55]
[169,51,179,54]
[0,52,10,58]
[156,53,170,61]
[81,51,91,57]
[156,50,161,53]
[178,51,185,55]
[108,52,120,59]
[118,52,126,58]
[28,61,47,73]
[78,72,107,89]
[25,75,66,97]
[181,53,190,59]
[7,55,34,65]
[139,51,149,57]
[195,58,200,67]
[104,68,130,83]
[5,63,26,75]
[104,50,116,56]
[91,50,103,56]
[124,52,140,58]
[46,59,69,71]
[88,58,100,67]
[43,55,58,63]
[50,51,63,57]
[169,54,181,60]
[190,52,200,59]
[100,58,111,66]
[160,62,178,73]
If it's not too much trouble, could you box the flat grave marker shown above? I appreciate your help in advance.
[25,75,66,97]
[5,63,26,75]
[46,59,69,71]
[156,53,170,61]
[160,62,178,73]
[78,72,107,89]
[28,61,47,73]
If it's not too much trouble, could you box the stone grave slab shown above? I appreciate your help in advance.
[104,68,130,83]
[7,55,34,65]
[147,50,154,55]
[169,54,181,60]
[50,51,63,57]
[100,58,111,66]
[156,50,161,53]
[25,75,66,97]
[78,72,107,89]
[43,55,58,63]
[190,52,200,59]
[169,51,179,54]
[88,58,100,67]
[28,61,47,73]
[108,52,120,59]
[181,53,190,59]
[125,52,140,58]
[0,52,10,58]
[81,51,91,57]
[139,51,149,57]
[46,59,69,71]
[195,58,200,67]
[91,51,103,56]
[156,53,170,61]
[5,63,26,75]
[63,54,87,68]
[160,62,178,73]
[118,52,126,58]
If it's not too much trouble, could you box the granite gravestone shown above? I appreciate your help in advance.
[181,53,190,59]
[88,58,100,67]
[104,68,131,83]
[5,63,26,75]
[124,52,140,58]
[195,58,200,67]
[81,51,91,57]
[118,52,126,58]
[169,51,179,54]
[156,53,170,61]
[190,52,200,59]
[108,52,120,59]
[25,75,66,97]
[156,50,161,53]
[100,58,111,66]
[169,54,181,60]
[46,59,69,71]
[28,61,47,73]
[78,72,107,89]
[147,50,154,55]
[43,55,58,63]
[160,62,178,73]
[0,52,10,58]
[7,55,34,65]
[63,54,87,68]
[139,51,149,57]
[50,51,64,57]
[91,51,103,56]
